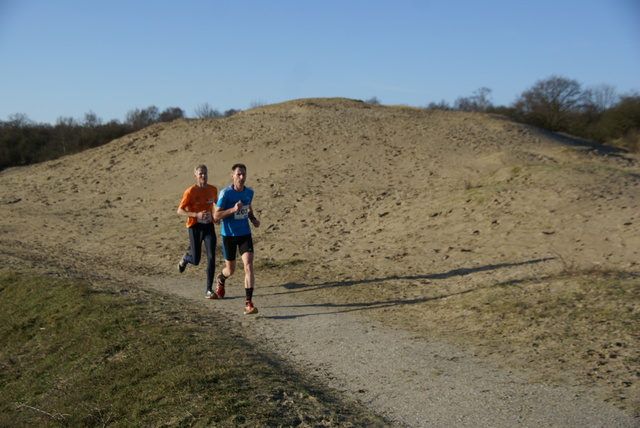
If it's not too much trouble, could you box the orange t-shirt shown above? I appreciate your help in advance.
[179,184,218,228]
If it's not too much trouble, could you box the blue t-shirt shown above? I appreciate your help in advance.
[216,185,254,237]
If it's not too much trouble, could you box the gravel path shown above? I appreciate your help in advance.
[146,276,638,427]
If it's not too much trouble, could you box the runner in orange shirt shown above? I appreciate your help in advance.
[177,164,220,299]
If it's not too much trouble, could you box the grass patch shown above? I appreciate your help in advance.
[439,268,640,413]
[468,270,639,342]
[0,271,385,427]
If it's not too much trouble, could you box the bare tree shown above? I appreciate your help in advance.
[454,96,474,111]
[6,113,32,128]
[426,100,452,110]
[584,84,618,114]
[454,87,493,112]
[83,111,102,128]
[473,87,493,111]
[249,99,267,109]
[55,116,77,155]
[513,75,585,131]
[125,106,159,129]
[194,103,222,118]
[159,107,185,122]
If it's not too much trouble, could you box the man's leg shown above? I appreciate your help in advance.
[242,250,258,314]
[216,236,236,298]
[222,260,236,278]
[188,225,204,265]
[219,235,237,278]
[241,251,255,289]
[214,260,234,299]
[179,225,202,272]
[203,227,216,292]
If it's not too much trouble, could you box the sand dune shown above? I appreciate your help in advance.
[1,98,638,424]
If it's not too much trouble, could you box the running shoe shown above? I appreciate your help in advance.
[215,283,225,299]
[244,301,258,315]
[205,290,218,299]
[178,253,189,273]
[216,273,226,287]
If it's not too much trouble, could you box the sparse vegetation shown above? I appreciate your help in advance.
[260,258,307,270]
[249,100,267,109]
[2,76,638,171]
[193,102,223,118]
[327,261,639,414]
[0,104,238,170]
[0,96,638,423]
[0,271,386,427]
[448,267,640,412]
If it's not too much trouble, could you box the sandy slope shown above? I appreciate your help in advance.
[1,98,638,426]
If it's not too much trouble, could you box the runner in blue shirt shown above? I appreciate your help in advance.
[214,163,261,314]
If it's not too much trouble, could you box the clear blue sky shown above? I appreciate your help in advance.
[1,0,639,124]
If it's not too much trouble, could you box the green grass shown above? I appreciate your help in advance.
[0,271,385,427]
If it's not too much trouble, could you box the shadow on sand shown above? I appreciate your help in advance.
[260,257,555,320]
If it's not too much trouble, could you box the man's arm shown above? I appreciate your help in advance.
[213,201,242,221]
[248,206,260,228]
[178,207,211,222]
[177,207,195,218]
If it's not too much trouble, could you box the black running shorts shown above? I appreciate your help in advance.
[221,234,254,261]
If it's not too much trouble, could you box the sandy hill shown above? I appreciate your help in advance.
[1,97,639,416]
[2,97,637,274]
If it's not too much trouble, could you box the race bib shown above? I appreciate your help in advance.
[234,206,249,220]
[197,211,212,224]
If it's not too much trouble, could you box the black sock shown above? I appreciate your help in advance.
[245,288,254,302]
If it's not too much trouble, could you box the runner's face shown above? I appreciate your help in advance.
[195,168,208,187]
[232,168,246,189]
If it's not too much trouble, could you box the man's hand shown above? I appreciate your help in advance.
[197,211,212,223]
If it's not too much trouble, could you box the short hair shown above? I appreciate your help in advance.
[231,163,246,172]
[194,164,207,175]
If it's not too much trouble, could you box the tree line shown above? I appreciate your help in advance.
[2,76,639,170]
[430,76,639,153]
[0,104,240,170]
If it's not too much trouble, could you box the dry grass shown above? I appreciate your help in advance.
[0,271,387,427]
[1,98,638,420]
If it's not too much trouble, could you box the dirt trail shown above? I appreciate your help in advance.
[143,274,637,427]
[1,98,638,426]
